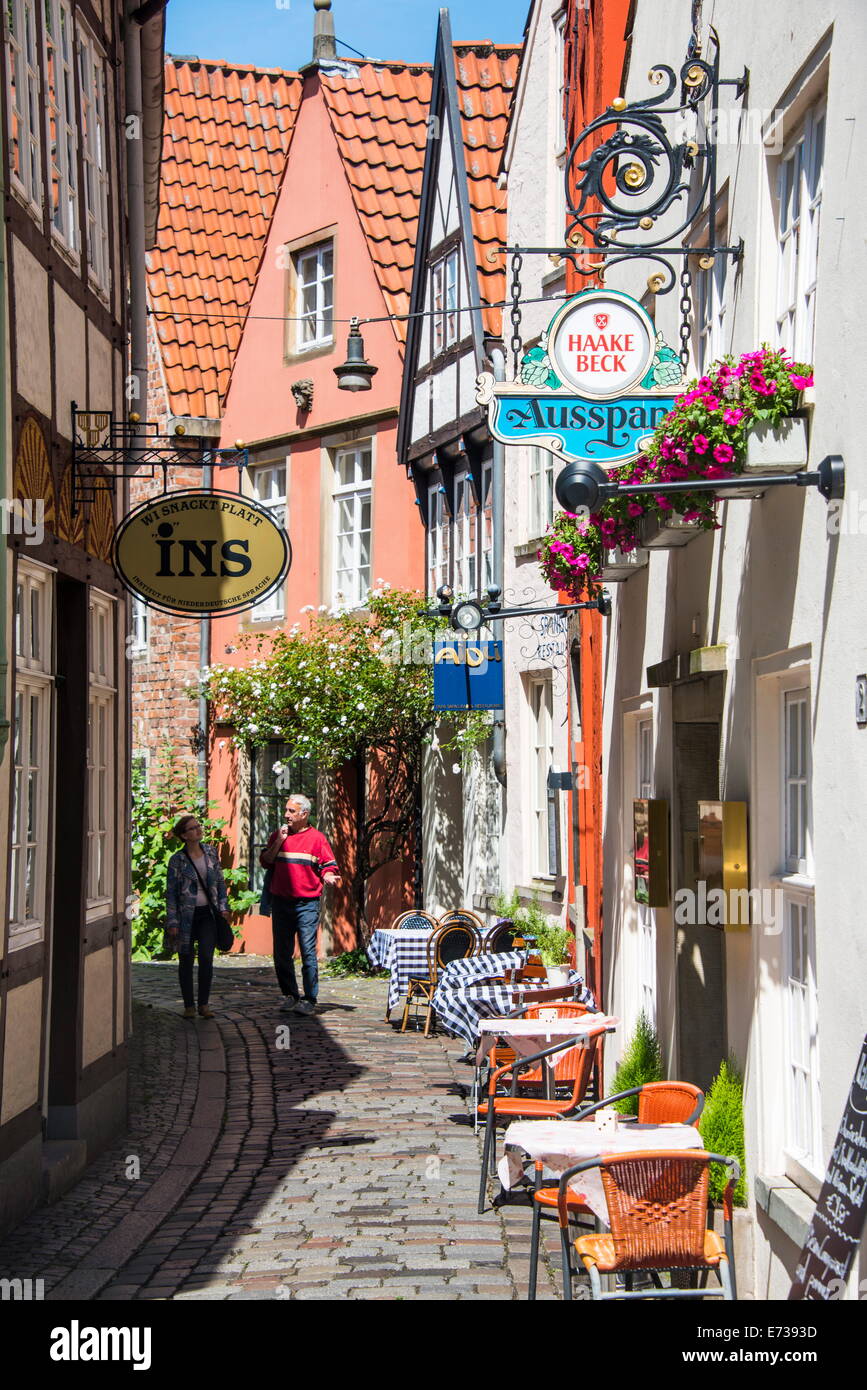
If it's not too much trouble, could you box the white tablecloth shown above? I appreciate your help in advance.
[499,1119,704,1220]
[474,1014,618,1065]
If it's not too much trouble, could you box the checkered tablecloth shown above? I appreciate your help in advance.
[367,926,505,1015]
[438,951,525,990]
[432,972,595,1049]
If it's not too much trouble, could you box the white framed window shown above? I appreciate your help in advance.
[694,252,727,375]
[295,242,334,351]
[427,482,450,596]
[784,892,820,1173]
[333,443,371,609]
[783,687,811,876]
[432,247,459,354]
[87,591,116,912]
[248,461,287,622]
[129,596,149,658]
[774,101,825,360]
[9,562,54,949]
[553,9,568,156]
[480,460,493,592]
[78,26,111,292]
[6,0,44,212]
[453,470,477,596]
[528,674,555,878]
[45,0,78,252]
[528,446,555,540]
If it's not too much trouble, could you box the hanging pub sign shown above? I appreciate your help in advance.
[113,490,291,617]
[433,638,504,711]
[476,289,686,470]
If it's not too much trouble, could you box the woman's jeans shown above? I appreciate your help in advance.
[179,906,216,1008]
[271,895,321,1003]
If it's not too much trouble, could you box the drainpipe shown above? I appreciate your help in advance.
[125,4,148,426]
[198,458,212,790]
[490,346,507,788]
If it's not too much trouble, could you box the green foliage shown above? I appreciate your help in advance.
[700,1056,748,1207]
[321,948,388,979]
[130,746,259,961]
[491,889,572,967]
[200,588,489,766]
[610,1011,663,1115]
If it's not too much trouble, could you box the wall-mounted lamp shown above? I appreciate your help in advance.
[334,317,378,392]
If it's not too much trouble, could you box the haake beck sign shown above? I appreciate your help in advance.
[113,490,291,617]
[476,288,685,469]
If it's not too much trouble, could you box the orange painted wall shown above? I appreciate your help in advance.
[564,0,630,1006]
[209,71,424,955]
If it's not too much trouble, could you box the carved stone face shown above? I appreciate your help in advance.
[291,379,314,413]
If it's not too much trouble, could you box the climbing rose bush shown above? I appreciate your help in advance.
[540,347,813,598]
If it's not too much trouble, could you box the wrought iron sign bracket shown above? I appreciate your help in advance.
[71,406,249,514]
[428,586,611,631]
[555,456,846,514]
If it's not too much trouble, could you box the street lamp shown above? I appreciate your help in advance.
[334,317,378,391]
[555,455,846,514]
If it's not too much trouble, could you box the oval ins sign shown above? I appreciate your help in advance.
[548,289,656,398]
[113,491,291,617]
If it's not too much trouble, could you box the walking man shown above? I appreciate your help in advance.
[260,794,341,1015]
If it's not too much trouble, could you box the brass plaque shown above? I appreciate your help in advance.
[698,800,749,929]
[633,798,670,907]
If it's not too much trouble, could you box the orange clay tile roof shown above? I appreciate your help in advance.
[146,59,303,420]
[452,43,522,339]
[319,62,433,346]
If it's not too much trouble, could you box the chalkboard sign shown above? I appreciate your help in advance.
[789,1034,867,1299]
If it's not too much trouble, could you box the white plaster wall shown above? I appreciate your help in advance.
[12,239,52,418]
[600,0,867,1298]
[0,979,43,1123]
[499,0,571,921]
[53,284,88,433]
[88,327,114,420]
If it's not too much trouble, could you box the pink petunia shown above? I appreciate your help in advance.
[692,434,710,455]
[723,407,746,426]
[627,502,644,517]
[790,373,813,389]
[655,494,673,511]
[702,395,721,411]
[713,443,735,464]
[574,554,590,570]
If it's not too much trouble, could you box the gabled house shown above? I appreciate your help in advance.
[397,10,521,916]
[146,8,433,953]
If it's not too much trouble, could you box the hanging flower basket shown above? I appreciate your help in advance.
[599,544,649,580]
[537,348,814,595]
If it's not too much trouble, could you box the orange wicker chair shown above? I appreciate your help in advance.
[399,920,479,1036]
[563,1150,739,1301]
[527,1079,704,1300]
[477,1023,607,1213]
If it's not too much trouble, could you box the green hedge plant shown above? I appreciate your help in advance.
[609,1011,663,1115]
[700,1056,747,1206]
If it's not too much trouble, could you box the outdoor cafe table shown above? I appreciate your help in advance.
[367,924,505,1018]
[474,1012,616,1104]
[434,971,594,1052]
[497,1118,704,1221]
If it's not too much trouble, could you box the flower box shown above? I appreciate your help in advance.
[725,416,810,499]
[599,545,649,581]
[637,513,704,549]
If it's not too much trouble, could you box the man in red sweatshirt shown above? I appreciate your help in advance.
[260,794,341,1015]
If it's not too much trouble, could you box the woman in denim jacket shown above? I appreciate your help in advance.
[165,815,231,1019]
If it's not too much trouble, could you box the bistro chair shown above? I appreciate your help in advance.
[477,1003,591,1118]
[439,908,486,934]
[391,910,439,931]
[400,920,479,1037]
[485,919,517,954]
[477,1024,607,1213]
[563,1150,739,1301]
[528,1079,704,1300]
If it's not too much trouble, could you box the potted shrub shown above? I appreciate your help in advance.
[609,1011,663,1114]
[699,1055,747,1207]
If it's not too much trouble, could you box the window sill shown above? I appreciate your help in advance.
[514,538,547,558]
[754,1173,815,1249]
[284,341,334,367]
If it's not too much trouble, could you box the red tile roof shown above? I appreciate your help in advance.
[452,43,522,338]
[146,59,302,420]
[319,62,433,345]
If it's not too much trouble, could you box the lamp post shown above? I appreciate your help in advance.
[554,455,845,514]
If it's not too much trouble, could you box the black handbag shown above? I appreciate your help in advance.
[186,848,235,953]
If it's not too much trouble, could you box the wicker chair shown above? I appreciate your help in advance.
[391,910,439,931]
[477,1024,607,1213]
[485,919,517,954]
[564,1150,739,1301]
[399,921,479,1036]
[528,1080,704,1300]
[439,908,486,933]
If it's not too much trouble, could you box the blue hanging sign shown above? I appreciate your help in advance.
[476,288,686,472]
[433,638,504,711]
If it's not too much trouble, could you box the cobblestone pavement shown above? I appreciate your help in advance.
[0,960,566,1301]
